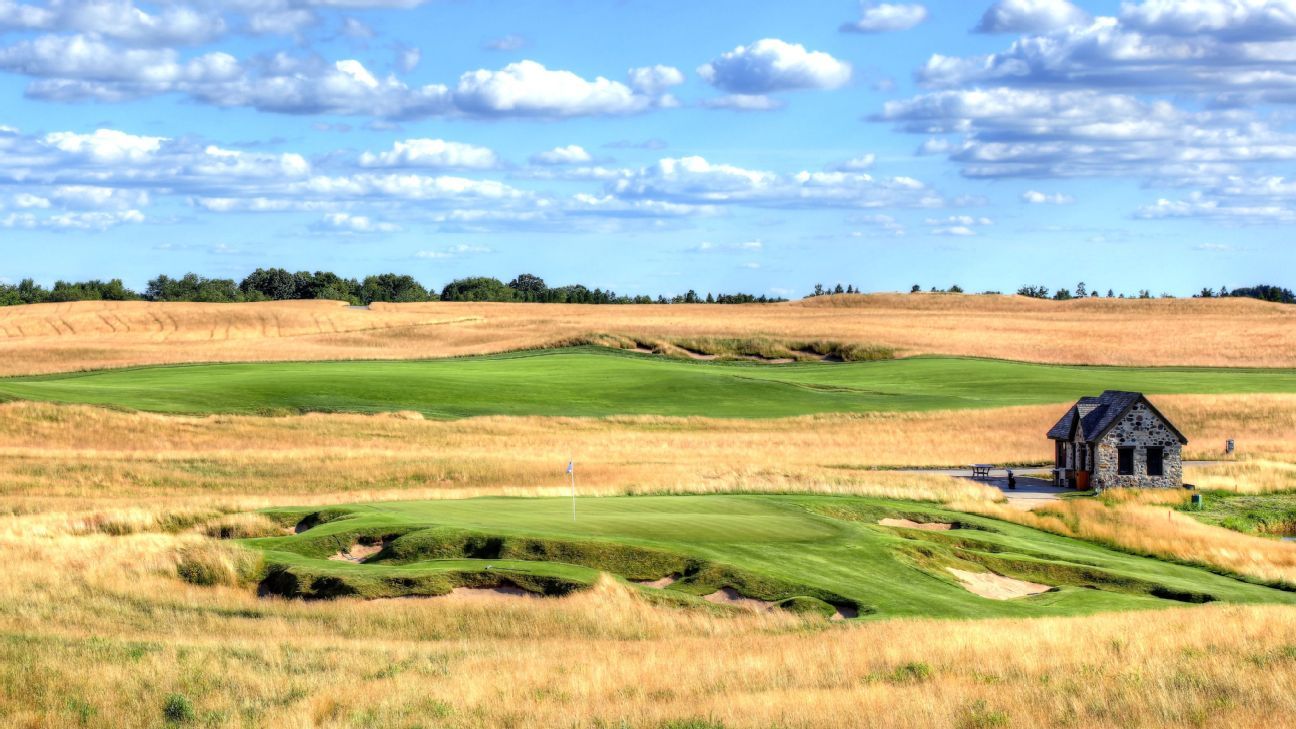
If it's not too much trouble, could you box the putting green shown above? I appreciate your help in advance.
[243,494,1296,620]
[2,347,1293,418]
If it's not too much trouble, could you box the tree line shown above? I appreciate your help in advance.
[0,269,786,306]
[3,271,1291,307]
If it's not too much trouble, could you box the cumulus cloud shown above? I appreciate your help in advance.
[359,138,499,169]
[830,154,876,171]
[840,3,928,33]
[699,93,785,111]
[927,214,992,236]
[1021,190,1075,204]
[975,0,1088,34]
[529,145,593,165]
[698,39,851,95]
[0,34,681,119]
[0,0,226,46]
[315,211,400,233]
[609,155,942,210]
[1,209,144,230]
[876,87,1296,179]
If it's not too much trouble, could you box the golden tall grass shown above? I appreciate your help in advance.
[1,394,1290,511]
[4,509,1296,728]
[2,293,1294,374]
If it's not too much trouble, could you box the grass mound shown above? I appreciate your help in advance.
[234,494,1296,619]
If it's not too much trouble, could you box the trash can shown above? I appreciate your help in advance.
[1191,494,1203,509]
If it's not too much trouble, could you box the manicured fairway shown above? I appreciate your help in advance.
[245,494,1296,620]
[1,347,1294,418]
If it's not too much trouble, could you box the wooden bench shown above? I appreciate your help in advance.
[970,464,994,479]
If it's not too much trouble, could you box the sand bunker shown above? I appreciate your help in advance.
[703,587,776,612]
[635,576,680,589]
[328,542,383,563]
[829,604,860,621]
[948,568,1051,600]
[440,586,542,601]
[879,518,954,531]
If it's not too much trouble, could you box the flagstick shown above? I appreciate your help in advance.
[569,456,576,521]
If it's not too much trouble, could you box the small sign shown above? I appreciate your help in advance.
[1226,439,1235,454]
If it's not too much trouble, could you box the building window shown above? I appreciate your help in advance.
[1147,447,1164,477]
[1117,447,1134,475]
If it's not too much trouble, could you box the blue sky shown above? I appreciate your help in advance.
[0,0,1293,297]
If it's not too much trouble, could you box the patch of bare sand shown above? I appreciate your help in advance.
[439,586,543,601]
[635,576,680,589]
[879,518,954,531]
[947,568,1051,600]
[328,543,383,563]
[703,587,775,612]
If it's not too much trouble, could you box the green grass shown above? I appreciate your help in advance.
[1181,492,1296,538]
[239,494,1296,619]
[2,347,1294,418]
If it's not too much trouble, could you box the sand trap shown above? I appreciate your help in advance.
[328,542,383,563]
[948,568,1051,600]
[703,587,775,612]
[829,604,860,621]
[441,586,542,601]
[635,576,680,589]
[879,518,954,531]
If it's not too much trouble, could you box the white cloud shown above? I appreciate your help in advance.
[42,128,164,163]
[698,39,851,95]
[415,243,492,258]
[699,94,785,111]
[359,138,499,169]
[530,145,593,165]
[927,214,992,236]
[975,0,1088,34]
[1,209,144,230]
[483,33,526,51]
[840,3,928,33]
[610,155,943,210]
[451,60,673,117]
[627,64,685,96]
[1021,190,1075,204]
[0,0,226,46]
[831,153,876,171]
[316,212,401,233]
[694,240,763,252]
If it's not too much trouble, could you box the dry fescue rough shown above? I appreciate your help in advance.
[2,293,1294,375]
[954,496,1296,587]
[3,509,1296,728]
[2,395,1291,511]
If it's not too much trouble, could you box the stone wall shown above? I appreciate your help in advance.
[1093,401,1183,490]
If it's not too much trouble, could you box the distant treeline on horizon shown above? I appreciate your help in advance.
[1,269,1292,307]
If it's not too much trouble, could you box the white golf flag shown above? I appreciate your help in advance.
[567,460,574,474]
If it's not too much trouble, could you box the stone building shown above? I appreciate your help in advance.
[1046,391,1187,490]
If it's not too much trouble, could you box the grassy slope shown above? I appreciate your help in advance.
[1182,491,1296,537]
[1,347,1294,418]
[244,494,1296,620]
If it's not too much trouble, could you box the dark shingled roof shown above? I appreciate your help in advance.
[1047,391,1187,444]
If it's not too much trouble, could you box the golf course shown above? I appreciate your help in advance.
[2,346,1295,418]
[242,494,1296,620]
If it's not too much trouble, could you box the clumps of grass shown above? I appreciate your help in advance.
[162,693,195,724]
[776,596,838,619]
[958,700,1009,729]
[569,333,895,363]
[176,542,265,588]
[257,564,583,600]
[261,507,359,533]
[202,513,286,539]
[79,508,227,536]
[888,661,933,684]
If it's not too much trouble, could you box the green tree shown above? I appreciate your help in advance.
[439,276,514,302]
[361,273,429,304]
[507,273,548,302]
[239,268,299,300]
